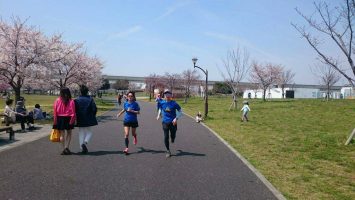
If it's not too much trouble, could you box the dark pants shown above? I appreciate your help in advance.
[162,122,177,151]
[16,115,34,130]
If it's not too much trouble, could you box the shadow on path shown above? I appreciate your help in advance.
[173,149,206,157]
[135,147,166,154]
[96,115,118,123]
[71,150,123,156]
[132,147,206,157]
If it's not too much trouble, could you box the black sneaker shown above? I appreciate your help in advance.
[166,150,171,158]
[64,148,72,155]
[171,139,175,143]
[81,144,88,154]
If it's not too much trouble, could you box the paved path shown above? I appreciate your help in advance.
[0,124,52,153]
[0,101,279,200]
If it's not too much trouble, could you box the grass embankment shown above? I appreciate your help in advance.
[177,97,355,200]
[0,94,115,126]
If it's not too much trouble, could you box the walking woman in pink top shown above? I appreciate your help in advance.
[53,87,76,155]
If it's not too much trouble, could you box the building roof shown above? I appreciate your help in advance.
[102,75,344,90]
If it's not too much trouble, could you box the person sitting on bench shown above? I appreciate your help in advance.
[15,100,35,131]
[4,99,24,125]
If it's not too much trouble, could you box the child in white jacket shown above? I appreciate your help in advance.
[240,101,250,122]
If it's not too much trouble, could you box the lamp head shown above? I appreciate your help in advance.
[192,57,198,66]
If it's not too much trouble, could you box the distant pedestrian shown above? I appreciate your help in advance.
[53,87,76,155]
[117,91,140,155]
[117,93,123,108]
[75,85,98,154]
[240,100,250,122]
[156,90,182,158]
[155,93,163,112]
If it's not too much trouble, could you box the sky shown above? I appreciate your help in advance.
[0,0,347,85]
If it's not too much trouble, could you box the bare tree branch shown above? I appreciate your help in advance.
[219,47,250,109]
[293,0,355,86]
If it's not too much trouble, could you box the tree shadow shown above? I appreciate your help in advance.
[172,150,206,157]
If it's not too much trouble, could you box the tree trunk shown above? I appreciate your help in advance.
[184,88,189,103]
[229,93,237,111]
[14,87,21,103]
[149,85,152,102]
[263,88,267,101]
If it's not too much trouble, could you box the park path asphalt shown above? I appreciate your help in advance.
[0,100,278,200]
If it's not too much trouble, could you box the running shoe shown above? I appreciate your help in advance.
[81,143,88,154]
[64,148,72,155]
[166,150,171,158]
[61,148,71,155]
[123,148,129,155]
[133,136,137,145]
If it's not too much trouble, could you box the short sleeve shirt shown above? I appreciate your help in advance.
[123,101,140,123]
[158,100,181,123]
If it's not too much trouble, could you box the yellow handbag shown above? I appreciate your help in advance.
[49,129,61,142]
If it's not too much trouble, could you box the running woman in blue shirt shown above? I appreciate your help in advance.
[117,91,140,155]
[156,90,182,158]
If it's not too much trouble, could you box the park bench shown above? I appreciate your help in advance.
[0,126,15,141]
[0,114,15,140]
[0,113,13,126]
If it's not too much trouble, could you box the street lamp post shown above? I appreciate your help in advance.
[192,57,208,118]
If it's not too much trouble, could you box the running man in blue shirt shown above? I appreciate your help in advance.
[117,91,140,155]
[157,90,182,158]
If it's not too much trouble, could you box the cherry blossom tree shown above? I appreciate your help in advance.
[145,73,161,101]
[74,55,103,91]
[0,17,64,102]
[163,72,181,94]
[250,62,283,101]
[0,17,104,98]
[0,79,10,92]
[44,43,84,89]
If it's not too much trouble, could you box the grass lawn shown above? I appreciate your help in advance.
[0,94,115,126]
[176,96,355,200]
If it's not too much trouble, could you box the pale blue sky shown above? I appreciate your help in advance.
[0,0,346,84]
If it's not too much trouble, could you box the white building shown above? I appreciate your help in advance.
[341,87,355,99]
[243,84,343,99]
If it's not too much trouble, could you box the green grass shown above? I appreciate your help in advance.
[177,97,355,200]
[0,94,116,126]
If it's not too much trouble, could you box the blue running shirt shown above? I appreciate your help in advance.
[158,100,181,123]
[123,101,140,123]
